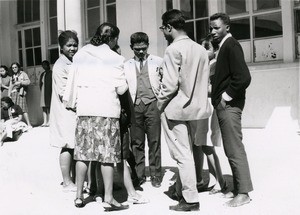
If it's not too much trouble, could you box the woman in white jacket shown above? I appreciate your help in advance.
[64,23,128,211]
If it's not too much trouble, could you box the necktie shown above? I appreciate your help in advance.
[139,58,143,71]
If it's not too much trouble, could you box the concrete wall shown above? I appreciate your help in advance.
[243,62,299,128]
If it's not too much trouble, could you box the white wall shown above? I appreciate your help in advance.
[243,63,299,128]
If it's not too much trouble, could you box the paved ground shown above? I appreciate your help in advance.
[1,123,300,215]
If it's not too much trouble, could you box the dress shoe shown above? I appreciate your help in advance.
[151,176,161,188]
[169,198,200,211]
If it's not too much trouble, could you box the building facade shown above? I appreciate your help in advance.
[0,0,299,129]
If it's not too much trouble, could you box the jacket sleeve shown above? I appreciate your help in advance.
[20,72,30,86]
[157,47,181,112]
[225,42,251,99]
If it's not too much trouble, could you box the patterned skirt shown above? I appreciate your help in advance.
[74,116,122,163]
[11,91,28,112]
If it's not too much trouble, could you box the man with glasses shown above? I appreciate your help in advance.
[124,32,163,188]
[157,9,211,211]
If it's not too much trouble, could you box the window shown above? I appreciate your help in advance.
[48,0,59,64]
[180,0,209,43]
[85,0,117,39]
[16,0,42,67]
[17,0,40,24]
[295,1,300,59]
[18,27,42,67]
[226,0,282,63]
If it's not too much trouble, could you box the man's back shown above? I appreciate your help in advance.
[158,35,211,120]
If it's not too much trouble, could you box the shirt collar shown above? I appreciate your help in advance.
[173,35,189,43]
[219,33,232,49]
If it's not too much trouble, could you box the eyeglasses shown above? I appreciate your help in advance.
[159,25,167,31]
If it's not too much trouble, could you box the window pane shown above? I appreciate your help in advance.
[255,0,280,11]
[50,18,58,45]
[33,28,41,46]
[180,0,193,20]
[185,21,195,41]
[34,47,42,65]
[19,50,23,68]
[87,0,100,8]
[254,37,283,62]
[25,29,33,48]
[254,13,282,38]
[295,9,300,33]
[18,31,22,49]
[231,18,250,40]
[17,0,24,24]
[107,5,116,25]
[32,0,40,21]
[295,0,300,6]
[49,0,57,17]
[25,0,32,22]
[49,48,59,64]
[196,19,209,43]
[166,0,173,11]
[26,49,34,66]
[87,8,100,38]
[106,0,115,3]
[226,0,247,15]
[195,0,208,18]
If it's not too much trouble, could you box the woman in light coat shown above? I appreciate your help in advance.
[49,30,78,192]
[63,23,128,211]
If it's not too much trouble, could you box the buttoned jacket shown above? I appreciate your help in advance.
[124,54,163,102]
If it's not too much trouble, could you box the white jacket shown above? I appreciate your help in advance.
[63,44,128,118]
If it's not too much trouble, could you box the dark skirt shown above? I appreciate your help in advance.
[74,116,122,163]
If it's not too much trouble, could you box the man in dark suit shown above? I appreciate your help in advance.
[210,13,253,207]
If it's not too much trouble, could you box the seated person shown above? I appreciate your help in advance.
[0,96,28,145]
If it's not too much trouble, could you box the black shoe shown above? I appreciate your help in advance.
[151,176,161,188]
[169,198,200,211]
[103,202,129,212]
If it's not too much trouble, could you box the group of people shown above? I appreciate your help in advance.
[48,9,253,212]
[0,59,52,145]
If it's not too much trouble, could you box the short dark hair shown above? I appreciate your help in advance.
[42,60,50,67]
[162,9,185,30]
[58,30,79,50]
[90,22,120,46]
[210,13,231,27]
[0,65,8,72]
[1,96,14,107]
[130,32,149,46]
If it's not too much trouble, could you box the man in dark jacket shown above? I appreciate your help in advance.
[210,12,253,207]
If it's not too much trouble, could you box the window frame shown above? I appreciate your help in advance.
[84,0,117,42]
